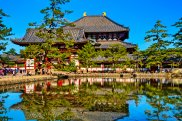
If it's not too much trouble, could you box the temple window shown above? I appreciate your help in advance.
[113,33,117,40]
[98,34,102,40]
[103,34,107,40]
[108,33,112,40]
[87,34,91,39]
[92,34,96,41]
[74,45,78,49]
[118,33,125,40]
[60,45,65,48]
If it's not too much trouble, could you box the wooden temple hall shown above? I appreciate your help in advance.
[12,12,136,69]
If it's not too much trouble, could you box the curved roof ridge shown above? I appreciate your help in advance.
[65,15,129,32]
[104,16,129,30]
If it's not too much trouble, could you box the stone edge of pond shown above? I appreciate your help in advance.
[0,75,58,86]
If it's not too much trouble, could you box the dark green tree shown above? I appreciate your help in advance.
[144,20,170,70]
[4,48,17,55]
[77,42,96,73]
[172,17,182,48]
[0,9,12,53]
[132,46,144,72]
[102,44,129,69]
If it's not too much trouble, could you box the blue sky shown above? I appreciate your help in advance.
[0,0,182,53]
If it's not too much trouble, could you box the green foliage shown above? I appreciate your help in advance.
[172,17,182,48]
[145,20,169,50]
[144,20,170,69]
[20,44,41,59]
[132,46,144,71]
[107,44,128,62]
[56,61,77,72]
[144,85,182,121]
[22,0,74,71]
[0,95,11,120]
[98,44,129,68]
[77,42,96,72]
[4,48,17,55]
[0,9,12,52]
[0,9,12,40]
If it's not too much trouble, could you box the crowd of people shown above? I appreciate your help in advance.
[0,68,26,76]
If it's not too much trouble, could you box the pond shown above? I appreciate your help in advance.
[0,77,181,121]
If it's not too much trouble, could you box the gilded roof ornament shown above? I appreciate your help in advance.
[102,12,106,16]
[83,12,87,17]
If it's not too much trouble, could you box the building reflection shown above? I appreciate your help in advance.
[22,78,182,94]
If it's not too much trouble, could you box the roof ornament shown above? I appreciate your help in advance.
[102,12,106,16]
[83,12,87,17]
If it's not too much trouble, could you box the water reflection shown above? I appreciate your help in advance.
[0,77,181,121]
[23,78,182,94]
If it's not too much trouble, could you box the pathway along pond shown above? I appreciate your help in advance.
[0,77,181,121]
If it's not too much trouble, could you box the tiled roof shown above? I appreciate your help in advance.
[95,41,136,49]
[64,16,129,32]
[1,54,24,63]
[92,54,135,62]
[11,28,87,45]
[11,29,45,44]
[63,28,86,42]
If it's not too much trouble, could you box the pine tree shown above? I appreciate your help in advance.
[77,42,96,73]
[144,20,170,70]
[24,0,73,71]
[0,9,12,51]
[172,17,182,48]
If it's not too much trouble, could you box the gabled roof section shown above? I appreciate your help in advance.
[63,28,85,42]
[64,15,129,32]
[11,28,87,45]
[11,29,45,45]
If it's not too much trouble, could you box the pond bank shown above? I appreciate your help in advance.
[0,75,58,86]
[53,71,172,78]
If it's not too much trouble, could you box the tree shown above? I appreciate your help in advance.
[20,45,41,59]
[172,17,182,48]
[144,20,170,70]
[0,9,12,52]
[23,0,73,71]
[77,42,96,73]
[132,46,144,72]
[145,20,169,50]
[102,44,128,68]
[4,48,17,55]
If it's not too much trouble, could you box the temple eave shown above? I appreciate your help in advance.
[11,39,88,46]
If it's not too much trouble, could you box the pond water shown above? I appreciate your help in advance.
[0,77,181,121]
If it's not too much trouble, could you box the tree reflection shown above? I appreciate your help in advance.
[21,81,134,120]
[20,78,182,121]
[0,95,11,121]
[143,84,182,121]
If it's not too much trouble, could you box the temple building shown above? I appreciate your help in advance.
[12,13,136,71]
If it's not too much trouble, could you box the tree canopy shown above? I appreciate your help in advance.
[0,9,12,51]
